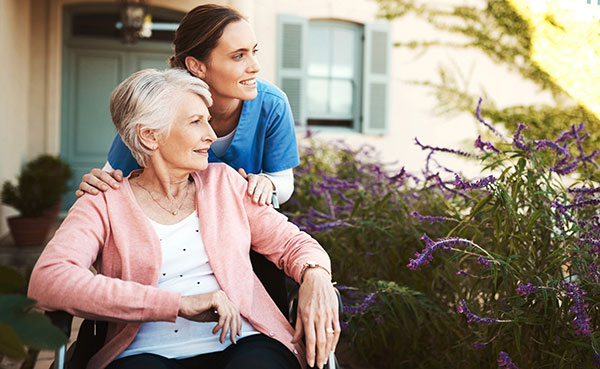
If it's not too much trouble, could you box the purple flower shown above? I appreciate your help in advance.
[456,270,473,277]
[588,263,600,284]
[410,211,456,224]
[302,220,347,233]
[473,342,486,350]
[497,351,520,369]
[454,173,497,190]
[551,161,578,175]
[515,282,539,296]
[408,236,490,270]
[477,256,491,268]
[594,353,600,368]
[475,135,501,154]
[475,98,505,139]
[344,292,378,315]
[561,281,593,336]
[534,139,569,157]
[568,186,600,196]
[512,122,530,151]
[415,137,474,158]
[456,299,500,326]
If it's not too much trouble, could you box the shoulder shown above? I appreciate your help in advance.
[256,78,288,105]
[193,164,246,189]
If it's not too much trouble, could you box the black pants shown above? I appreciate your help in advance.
[106,334,301,369]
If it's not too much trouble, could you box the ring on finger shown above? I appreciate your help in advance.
[326,328,335,334]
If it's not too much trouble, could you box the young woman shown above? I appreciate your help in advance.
[78,4,298,207]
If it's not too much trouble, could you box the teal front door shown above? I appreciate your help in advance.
[60,6,181,209]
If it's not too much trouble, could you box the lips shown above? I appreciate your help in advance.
[239,78,257,87]
[193,148,210,155]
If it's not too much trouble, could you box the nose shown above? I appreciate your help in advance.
[203,121,217,143]
[247,53,260,74]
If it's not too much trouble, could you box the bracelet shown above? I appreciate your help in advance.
[300,262,331,283]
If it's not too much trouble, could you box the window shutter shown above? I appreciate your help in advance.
[277,14,308,126]
[362,20,391,134]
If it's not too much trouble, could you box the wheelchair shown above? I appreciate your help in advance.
[45,251,342,369]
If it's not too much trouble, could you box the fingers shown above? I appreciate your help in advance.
[302,314,317,368]
[291,310,304,343]
[78,168,120,196]
[246,174,274,205]
[238,168,248,178]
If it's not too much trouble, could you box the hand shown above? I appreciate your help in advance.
[178,290,242,344]
[76,168,123,197]
[292,268,340,369]
[238,168,274,206]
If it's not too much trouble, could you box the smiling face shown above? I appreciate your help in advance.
[199,20,260,102]
[155,91,217,172]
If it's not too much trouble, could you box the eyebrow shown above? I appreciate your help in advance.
[229,44,258,54]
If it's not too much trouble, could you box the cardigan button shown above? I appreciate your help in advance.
[269,331,275,337]
[293,349,298,355]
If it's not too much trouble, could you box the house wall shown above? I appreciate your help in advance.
[0,0,559,238]
[0,0,32,236]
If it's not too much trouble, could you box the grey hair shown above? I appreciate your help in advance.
[109,68,212,167]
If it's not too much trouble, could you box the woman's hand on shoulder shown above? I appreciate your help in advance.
[178,290,242,344]
[292,268,341,369]
[76,168,123,197]
[237,168,274,206]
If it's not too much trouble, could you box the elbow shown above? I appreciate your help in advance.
[277,182,294,205]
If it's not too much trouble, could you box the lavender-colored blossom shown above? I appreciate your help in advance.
[343,292,378,315]
[473,342,486,350]
[594,353,600,368]
[588,263,600,284]
[534,139,569,157]
[456,270,473,277]
[303,220,347,233]
[477,256,491,268]
[454,173,497,190]
[475,135,501,154]
[475,98,506,139]
[516,282,539,296]
[581,238,600,255]
[408,236,491,270]
[456,299,500,326]
[497,351,520,369]
[551,161,579,175]
[410,211,457,224]
[568,186,600,196]
[415,137,474,158]
[512,123,530,151]
[561,281,593,336]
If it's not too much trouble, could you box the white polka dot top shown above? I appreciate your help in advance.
[116,211,259,360]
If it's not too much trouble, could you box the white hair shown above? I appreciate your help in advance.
[109,68,212,167]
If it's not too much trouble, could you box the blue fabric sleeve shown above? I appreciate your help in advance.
[261,95,300,173]
[107,134,141,177]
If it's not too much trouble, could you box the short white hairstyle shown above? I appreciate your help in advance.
[109,68,212,167]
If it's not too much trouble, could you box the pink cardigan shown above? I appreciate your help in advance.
[28,163,330,369]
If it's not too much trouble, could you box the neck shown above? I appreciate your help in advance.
[134,165,190,201]
[209,96,243,137]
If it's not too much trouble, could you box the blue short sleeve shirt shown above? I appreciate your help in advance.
[107,78,300,176]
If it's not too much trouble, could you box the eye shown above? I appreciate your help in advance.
[233,53,244,60]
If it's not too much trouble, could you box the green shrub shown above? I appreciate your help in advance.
[284,111,600,368]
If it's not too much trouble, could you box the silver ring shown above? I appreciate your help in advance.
[326,328,335,334]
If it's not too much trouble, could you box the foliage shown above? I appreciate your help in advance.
[2,155,72,217]
[0,266,67,360]
[374,0,600,145]
[284,110,600,368]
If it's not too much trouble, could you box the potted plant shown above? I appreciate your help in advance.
[2,155,72,247]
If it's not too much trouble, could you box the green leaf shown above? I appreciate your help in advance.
[0,266,26,293]
[0,323,27,359]
[0,294,68,350]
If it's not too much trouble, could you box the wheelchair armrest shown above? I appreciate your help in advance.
[45,310,74,338]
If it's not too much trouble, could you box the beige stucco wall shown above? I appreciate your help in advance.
[0,0,559,238]
[0,0,32,237]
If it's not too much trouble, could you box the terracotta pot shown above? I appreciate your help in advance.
[43,199,64,222]
[7,216,53,247]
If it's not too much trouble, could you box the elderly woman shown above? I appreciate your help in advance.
[28,69,340,369]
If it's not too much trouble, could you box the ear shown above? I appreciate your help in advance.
[137,124,159,151]
[185,56,207,79]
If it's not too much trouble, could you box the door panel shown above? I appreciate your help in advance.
[61,46,172,209]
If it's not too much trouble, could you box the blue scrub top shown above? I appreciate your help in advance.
[107,78,300,176]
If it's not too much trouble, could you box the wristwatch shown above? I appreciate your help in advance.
[300,262,331,282]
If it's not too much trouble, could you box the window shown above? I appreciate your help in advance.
[277,15,390,134]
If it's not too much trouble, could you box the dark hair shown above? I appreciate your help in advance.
[168,4,245,69]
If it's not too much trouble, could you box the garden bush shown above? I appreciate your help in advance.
[282,101,600,369]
